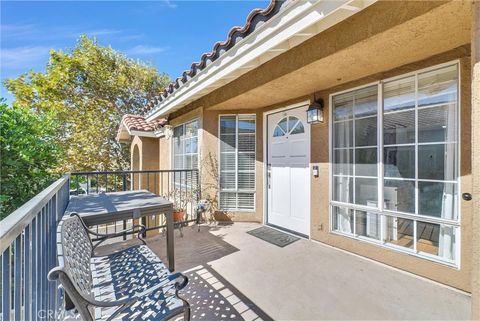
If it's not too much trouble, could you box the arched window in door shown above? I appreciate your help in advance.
[273,116,305,137]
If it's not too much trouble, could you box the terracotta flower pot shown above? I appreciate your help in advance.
[173,210,185,222]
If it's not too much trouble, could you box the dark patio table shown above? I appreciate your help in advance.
[65,190,175,271]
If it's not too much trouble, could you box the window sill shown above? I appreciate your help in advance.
[329,230,459,269]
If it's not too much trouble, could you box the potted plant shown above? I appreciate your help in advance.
[173,204,186,222]
[164,188,192,223]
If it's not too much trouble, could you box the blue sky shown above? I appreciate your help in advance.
[1,0,269,104]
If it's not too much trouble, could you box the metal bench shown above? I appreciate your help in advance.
[48,213,191,321]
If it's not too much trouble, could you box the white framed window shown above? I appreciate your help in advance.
[172,119,199,187]
[330,62,460,266]
[172,119,199,170]
[219,115,256,211]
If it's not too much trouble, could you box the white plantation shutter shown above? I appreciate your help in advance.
[219,115,256,211]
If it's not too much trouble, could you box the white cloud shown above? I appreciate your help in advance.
[162,0,178,9]
[0,46,52,70]
[0,24,38,38]
[126,45,169,55]
[1,23,144,42]
[89,29,122,37]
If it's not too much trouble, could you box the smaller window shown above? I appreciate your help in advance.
[273,116,305,137]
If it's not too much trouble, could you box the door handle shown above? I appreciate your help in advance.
[267,164,271,189]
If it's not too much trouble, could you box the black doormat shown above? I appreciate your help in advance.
[247,226,300,247]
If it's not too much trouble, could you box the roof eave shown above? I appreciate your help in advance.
[146,0,377,121]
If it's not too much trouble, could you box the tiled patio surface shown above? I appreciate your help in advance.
[103,223,471,320]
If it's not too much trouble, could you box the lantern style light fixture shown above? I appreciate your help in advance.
[163,125,174,139]
[307,94,324,124]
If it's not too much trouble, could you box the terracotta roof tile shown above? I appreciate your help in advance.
[122,114,166,132]
[143,0,288,116]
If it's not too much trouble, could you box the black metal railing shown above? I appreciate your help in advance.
[70,170,201,238]
[1,175,70,321]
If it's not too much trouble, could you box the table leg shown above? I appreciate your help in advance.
[166,209,175,271]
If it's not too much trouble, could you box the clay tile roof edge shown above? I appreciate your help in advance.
[143,0,286,116]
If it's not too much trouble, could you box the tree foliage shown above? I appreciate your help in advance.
[0,99,63,219]
[5,35,170,172]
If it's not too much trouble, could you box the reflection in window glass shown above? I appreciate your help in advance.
[333,206,354,234]
[354,86,377,117]
[173,120,198,170]
[418,104,457,143]
[384,110,415,145]
[290,121,305,135]
[333,95,353,120]
[416,222,457,261]
[355,148,377,177]
[220,117,236,134]
[333,84,379,209]
[384,216,414,250]
[418,144,456,181]
[418,181,457,220]
[333,149,353,176]
[418,65,457,107]
[239,118,256,134]
[273,116,305,136]
[355,116,377,146]
[332,176,353,204]
[355,178,377,206]
[278,117,288,133]
[355,210,381,240]
[287,117,299,132]
[384,146,415,179]
[383,76,415,112]
[384,179,415,214]
[334,120,353,148]
[273,126,285,137]
[330,63,459,265]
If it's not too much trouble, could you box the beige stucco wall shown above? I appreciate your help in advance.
[149,0,476,292]
[130,136,160,232]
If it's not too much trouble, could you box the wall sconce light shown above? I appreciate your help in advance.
[163,125,173,139]
[307,95,324,124]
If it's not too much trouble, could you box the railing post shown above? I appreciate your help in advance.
[122,173,127,240]
[14,235,22,321]
[2,247,11,321]
[24,224,31,321]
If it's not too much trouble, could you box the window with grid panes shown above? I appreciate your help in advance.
[331,63,459,265]
[219,115,256,211]
[172,119,198,186]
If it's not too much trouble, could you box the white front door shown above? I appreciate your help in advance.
[267,105,310,236]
